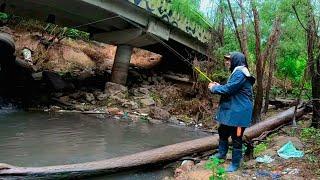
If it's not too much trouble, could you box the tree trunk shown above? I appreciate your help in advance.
[306,1,320,128]
[0,107,306,179]
[239,0,249,59]
[311,74,320,128]
[263,48,276,113]
[218,0,225,46]
[262,18,281,73]
[251,0,263,123]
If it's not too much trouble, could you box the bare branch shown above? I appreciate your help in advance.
[227,0,243,51]
[292,5,308,32]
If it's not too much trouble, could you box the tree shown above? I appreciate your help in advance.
[263,46,277,113]
[251,0,281,123]
[293,0,320,128]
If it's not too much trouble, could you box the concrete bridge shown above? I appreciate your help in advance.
[0,0,211,84]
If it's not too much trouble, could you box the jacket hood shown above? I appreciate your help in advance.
[229,52,248,72]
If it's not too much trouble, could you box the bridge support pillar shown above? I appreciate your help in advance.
[111,45,133,85]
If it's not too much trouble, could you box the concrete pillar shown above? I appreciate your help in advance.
[111,45,133,85]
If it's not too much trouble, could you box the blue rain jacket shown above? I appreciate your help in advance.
[210,52,255,127]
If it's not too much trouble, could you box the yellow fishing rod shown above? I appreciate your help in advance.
[194,66,213,82]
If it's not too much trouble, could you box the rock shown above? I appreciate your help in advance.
[105,82,128,99]
[138,108,151,115]
[85,93,95,102]
[31,72,43,80]
[168,116,180,124]
[93,90,103,97]
[43,71,75,92]
[106,107,121,115]
[109,95,127,105]
[140,97,155,106]
[121,101,139,110]
[150,107,170,120]
[74,104,85,111]
[132,87,150,96]
[96,93,108,101]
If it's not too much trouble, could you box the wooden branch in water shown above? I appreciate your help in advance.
[0,106,306,179]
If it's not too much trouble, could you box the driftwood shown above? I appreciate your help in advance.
[0,106,306,179]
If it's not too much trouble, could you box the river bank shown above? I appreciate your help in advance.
[0,21,220,132]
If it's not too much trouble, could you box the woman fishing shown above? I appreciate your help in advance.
[208,52,255,172]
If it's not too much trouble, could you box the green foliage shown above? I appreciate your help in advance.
[139,115,149,123]
[45,24,89,40]
[300,127,320,145]
[277,56,306,85]
[306,154,318,163]
[204,156,226,180]
[169,0,212,29]
[0,12,9,21]
[64,28,89,40]
[2,12,89,41]
[254,142,268,156]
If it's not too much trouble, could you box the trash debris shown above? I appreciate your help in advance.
[256,170,281,180]
[22,47,33,64]
[277,141,304,159]
[256,170,270,177]
[281,167,300,175]
[255,155,275,163]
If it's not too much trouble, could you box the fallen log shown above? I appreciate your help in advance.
[269,98,300,109]
[0,106,306,179]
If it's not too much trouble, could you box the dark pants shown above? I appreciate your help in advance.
[218,124,246,149]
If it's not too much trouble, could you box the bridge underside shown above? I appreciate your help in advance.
[1,0,208,84]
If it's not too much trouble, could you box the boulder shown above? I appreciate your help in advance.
[140,97,155,107]
[105,82,128,99]
[96,93,108,101]
[132,87,150,96]
[150,107,170,120]
[85,93,95,102]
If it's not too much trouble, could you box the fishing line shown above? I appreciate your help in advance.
[118,15,213,82]
[66,11,213,82]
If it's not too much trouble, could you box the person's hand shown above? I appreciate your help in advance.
[208,82,220,90]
